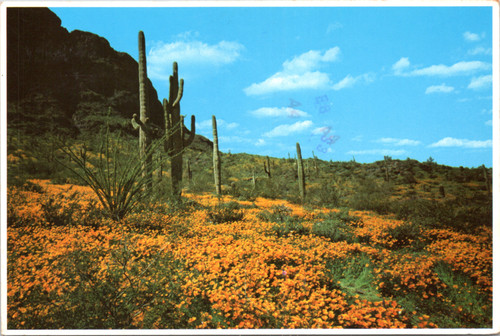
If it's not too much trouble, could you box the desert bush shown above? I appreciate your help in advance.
[348,178,393,214]
[257,204,294,223]
[312,219,356,243]
[272,220,309,238]
[207,201,244,224]
[384,222,426,250]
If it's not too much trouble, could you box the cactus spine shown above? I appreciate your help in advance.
[264,156,271,178]
[212,115,221,195]
[296,142,305,202]
[163,62,195,198]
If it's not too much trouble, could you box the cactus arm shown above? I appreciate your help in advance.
[173,79,184,107]
[183,115,196,148]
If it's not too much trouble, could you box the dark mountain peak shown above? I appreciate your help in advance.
[7,7,163,135]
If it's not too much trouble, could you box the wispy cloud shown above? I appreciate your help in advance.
[333,73,375,91]
[197,118,239,130]
[311,126,333,135]
[326,22,343,34]
[347,149,407,156]
[429,137,492,148]
[244,47,340,95]
[250,107,310,118]
[425,83,455,94]
[264,120,313,137]
[463,31,481,42]
[392,57,410,75]
[148,39,244,80]
[467,75,492,90]
[255,139,266,146]
[392,57,490,77]
[467,46,492,55]
[377,138,421,146]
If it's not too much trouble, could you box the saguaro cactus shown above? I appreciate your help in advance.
[296,142,305,202]
[212,115,221,195]
[132,31,195,198]
[137,31,152,191]
[264,156,272,178]
[163,62,196,198]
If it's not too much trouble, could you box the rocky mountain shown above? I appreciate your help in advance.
[7,7,211,152]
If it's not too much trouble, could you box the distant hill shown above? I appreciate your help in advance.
[7,7,211,152]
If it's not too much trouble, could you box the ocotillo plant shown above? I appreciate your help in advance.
[264,156,271,178]
[212,115,221,195]
[163,62,196,198]
[296,142,305,202]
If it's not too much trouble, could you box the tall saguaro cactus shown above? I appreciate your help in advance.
[163,62,196,198]
[296,142,306,202]
[132,31,196,199]
[137,30,152,191]
[212,115,221,195]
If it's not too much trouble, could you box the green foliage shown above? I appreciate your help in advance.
[257,204,294,223]
[272,220,309,238]
[58,123,165,221]
[348,178,393,214]
[326,253,381,303]
[384,222,426,250]
[312,219,356,243]
[391,197,492,234]
[207,201,244,224]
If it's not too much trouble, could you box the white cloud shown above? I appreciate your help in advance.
[392,57,410,75]
[463,31,480,42]
[245,72,332,95]
[392,58,490,77]
[264,120,313,137]
[425,83,455,94]
[148,40,244,80]
[197,118,239,130]
[282,48,340,73]
[312,126,333,135]
[347,149,407,156]
[255,139,266,146]
[468,46,492,55]
[467,75,492,90]
[429,137,492,148]
[332,73,375,91]
[377,138,421,146]
[250,107,310,118]
[244,47,340,95]
[411,61,489,76]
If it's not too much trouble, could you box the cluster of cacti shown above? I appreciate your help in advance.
[132,31,195,198]
[212,115,221,195]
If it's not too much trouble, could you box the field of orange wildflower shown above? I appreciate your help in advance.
[7,180,493,329]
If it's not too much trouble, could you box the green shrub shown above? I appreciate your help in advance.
[312,219,356,243]
[272,220,309,238]
[384,222,426,250]
[207,201,244,224]
[257,204,294,223]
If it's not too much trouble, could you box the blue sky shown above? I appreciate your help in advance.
[50,5,495,168]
